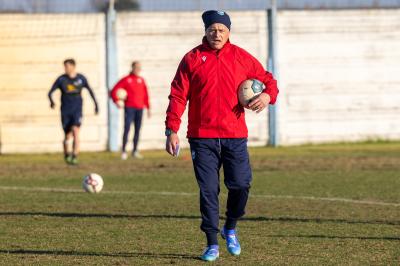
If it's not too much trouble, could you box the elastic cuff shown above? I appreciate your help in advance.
[206,232,218,246]
[225,217,237,230]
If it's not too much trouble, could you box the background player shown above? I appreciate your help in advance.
[48,58,99,165]
[110,61,151,160]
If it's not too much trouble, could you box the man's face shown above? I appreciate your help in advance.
[64,63,76,76]
[205,23,230,50]
[132,63,141,75]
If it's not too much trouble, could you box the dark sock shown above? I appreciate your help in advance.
[225,217,237,230]
[206,233,218,246]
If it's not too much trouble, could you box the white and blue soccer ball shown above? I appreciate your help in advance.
[238,79,265,107]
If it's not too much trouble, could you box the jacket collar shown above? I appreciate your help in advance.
[201,36,231,55]
[129,73,139,78]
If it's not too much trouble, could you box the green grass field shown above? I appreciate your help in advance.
[0,142,399,265]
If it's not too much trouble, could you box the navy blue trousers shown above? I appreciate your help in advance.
[189,138,252,246]
[122,107,143,152]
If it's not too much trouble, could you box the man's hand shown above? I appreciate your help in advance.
[248,93,270,113]
[117,100,124,109]
[147,109,151,119]
[166,132,179,156]
[50,102,55,109]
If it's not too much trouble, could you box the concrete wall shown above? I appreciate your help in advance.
[1,9,399,153]
[277,9,400,144]
[0,14,107,153]
[115,11,268,150]
[0,11,268,153]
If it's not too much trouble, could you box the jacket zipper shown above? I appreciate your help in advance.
[216,53,221,136]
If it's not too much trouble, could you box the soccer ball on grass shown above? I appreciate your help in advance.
[82,173,104,193]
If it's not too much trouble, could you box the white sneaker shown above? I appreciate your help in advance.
[133,151,143,159]
[121,152,128,160]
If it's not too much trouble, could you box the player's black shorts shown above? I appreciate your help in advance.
[61,112,82,133]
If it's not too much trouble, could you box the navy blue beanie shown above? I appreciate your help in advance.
[202,10,231,31]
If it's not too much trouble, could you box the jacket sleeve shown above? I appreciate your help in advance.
[245,51,279,104]
[165,56,191,133]
[110,77,126,104]
[48,77,60,105]
[143,79,150,109]
[82,75,98,109]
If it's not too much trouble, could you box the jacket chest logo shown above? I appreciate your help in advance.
[201,56,207,62]
[66,84,76,92]
[73,79,82,86]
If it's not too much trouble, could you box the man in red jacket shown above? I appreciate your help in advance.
[111,61,150,159]
[165,10,278,261]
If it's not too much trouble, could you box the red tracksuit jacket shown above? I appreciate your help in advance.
[166,37,279,138]
[110,73,150,109]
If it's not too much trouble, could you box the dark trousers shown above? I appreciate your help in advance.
[189,138,252,246]
[61,110,82,134]
[122,107,143,152]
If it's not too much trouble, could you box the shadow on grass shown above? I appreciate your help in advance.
[267,234,400,241]
[0,249,199,260]
[0,211,399,226]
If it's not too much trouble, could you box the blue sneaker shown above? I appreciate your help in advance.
[200,245,219,262]
[221,227,241,256]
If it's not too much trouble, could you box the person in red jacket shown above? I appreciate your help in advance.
[111,61,150,159]
[165,10,278,261]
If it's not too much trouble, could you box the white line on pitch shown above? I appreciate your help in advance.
[0,185,398,207]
